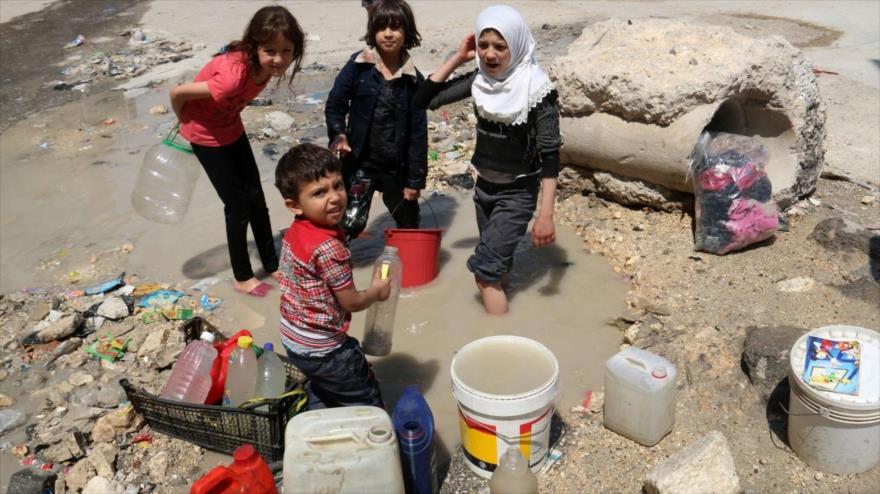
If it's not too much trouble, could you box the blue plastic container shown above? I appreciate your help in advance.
[392,385,438,494]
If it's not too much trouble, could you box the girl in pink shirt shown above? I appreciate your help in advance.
[170,6,305,296]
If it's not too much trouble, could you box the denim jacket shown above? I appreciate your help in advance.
[325,49,428,189]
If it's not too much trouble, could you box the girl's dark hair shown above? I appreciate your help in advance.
[275,144,342,200]
[365,0,421,50]
[227,6,305,86]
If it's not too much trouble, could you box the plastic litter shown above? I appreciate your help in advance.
[84,272,126,295]
[199,294,223,311]
[0,409,26,435]
[85,335,131,362]
[132,283,162,296]
[161,306,194,321]
[137,289,184,308]
[189,277,220,291]
[64,35,85,49]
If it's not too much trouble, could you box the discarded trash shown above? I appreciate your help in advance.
[138,289,184,308]
[64,35,85,49]
[262,143,279,158]
[689,132,778,255]
[132,432,153,445]
[103,118,116,125]
[428,150,438,161]
[39,139,51,150]
[249,97,273,107]
[132,283,162,296]
[43,337,83,368]
[148,104,169,115]
[84,272,126,295]
[199,293,222,311]
[161,306,194,321]
[141,309,163,325]
[128,29,147,45]
[85,335,131,362]
[265,111,295,131]
[0,409,26,435]
[189,277,220,291]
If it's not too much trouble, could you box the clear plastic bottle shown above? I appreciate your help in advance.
[131,126,201,224]
[255,343,287,410]
[488,448,538,494]
[224,336,258,407]
[161,331,217,404]
[362,246,402,356]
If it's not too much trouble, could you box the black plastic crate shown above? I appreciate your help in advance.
[120,317,307,462]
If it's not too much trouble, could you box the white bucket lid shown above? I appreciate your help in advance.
[789,325,880,409]
[451,335,559,416]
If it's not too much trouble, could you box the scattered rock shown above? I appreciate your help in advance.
[29,301,52,322]
[68,371,96,387]
[861,195,875,205]
[42,432,86,463]
[33,313,83,343]
[64,457,96,493]
[148,451,169,482]
[88,442,117,477]
[97,296,129,320]
[82,475,114,494]
[0,393,13,408]
[90,406,135,443]
[776,277,816,293]
[0,408,26,434]
[148,105,168,115]
[644,431,740,494]
[7,468,57,494]
[265,111,295,131]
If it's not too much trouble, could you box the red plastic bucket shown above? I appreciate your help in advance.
[385,228,442,288]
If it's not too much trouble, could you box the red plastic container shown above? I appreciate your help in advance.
[385,228,442,288]
[190,444,277,494]
[205,329,253,404]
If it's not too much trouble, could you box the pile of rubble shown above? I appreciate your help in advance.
[0,271,223,493]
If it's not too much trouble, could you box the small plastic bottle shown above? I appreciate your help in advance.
[255,343,287,410]
[362,246,402,356]
[160,331,217,404]
[131,126,201,224]
[224,336,258,407]
[488,448,538,494]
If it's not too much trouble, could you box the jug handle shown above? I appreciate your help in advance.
[305,432,364,445]
[624,356,649,371]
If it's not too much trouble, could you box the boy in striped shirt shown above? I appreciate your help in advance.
[274,144,390,408]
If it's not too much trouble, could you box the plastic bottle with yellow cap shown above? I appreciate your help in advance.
[224,335,258,407]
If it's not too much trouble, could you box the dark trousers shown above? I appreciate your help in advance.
[191,133,278,281]
[285,337,384,410]
[467,176,540,283]
[343,160,419,238]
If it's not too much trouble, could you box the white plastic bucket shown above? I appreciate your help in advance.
[450,335,559,478]
[787,325,880,474]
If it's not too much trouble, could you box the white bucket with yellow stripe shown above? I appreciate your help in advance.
[450,335,559,478]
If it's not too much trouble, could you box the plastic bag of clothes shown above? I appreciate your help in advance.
[688,132,778,254]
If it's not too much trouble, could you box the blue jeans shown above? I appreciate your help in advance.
[284,336,384,410]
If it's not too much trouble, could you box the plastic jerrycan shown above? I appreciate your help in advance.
[161,331,217,403]
[362,246,403,356]
[131,124,201,224]
[392,385,438,494]
[284,406,405,493]
[190,444,277,494]
[603,347,677,446]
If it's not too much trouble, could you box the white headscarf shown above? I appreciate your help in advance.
[471,5,554,126]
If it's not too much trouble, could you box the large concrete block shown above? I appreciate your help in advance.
[644,431,741,494]
[551,18,825,208]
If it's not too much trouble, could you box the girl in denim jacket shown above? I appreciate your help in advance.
[325,0,428,239]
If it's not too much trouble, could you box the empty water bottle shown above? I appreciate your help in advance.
[362,246,402,356]
[255,343,286,410]
[160,331,217,404]
[131,125,201,224]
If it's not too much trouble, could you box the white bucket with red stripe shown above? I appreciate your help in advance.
[450,335,559,478]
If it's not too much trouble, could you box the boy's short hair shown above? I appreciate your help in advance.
[365,0,421,50]
[275,144,343,200]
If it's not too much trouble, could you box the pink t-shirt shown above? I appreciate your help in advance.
[179,51,267,147]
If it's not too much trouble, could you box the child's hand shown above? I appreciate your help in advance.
[531,216,556,248]
[330,135,352,158]
[403,188,420,201]
[454,33,477,64]
[372,269,392,301]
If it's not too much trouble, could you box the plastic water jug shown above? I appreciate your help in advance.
[603,347,677,446]
[283,406,405,494]
[363,246,402,356]
[255,343,286,410]
[190,444,277,494]
[392,385,437,494]
[488,448,538,494]
[131,125,201,224]
[161,331,216,404]
[224,336,257,407]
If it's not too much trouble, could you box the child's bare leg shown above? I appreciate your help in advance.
[476,276,508,315]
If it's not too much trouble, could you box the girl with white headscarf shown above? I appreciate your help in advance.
[413,5,562,315]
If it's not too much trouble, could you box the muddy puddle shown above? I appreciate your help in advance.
[0,71,627,481]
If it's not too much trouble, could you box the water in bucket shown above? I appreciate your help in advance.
[131,125,201,224]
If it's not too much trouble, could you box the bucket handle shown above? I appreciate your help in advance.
[778,400,832,418]
[162,123,194,155]
[389,194,440,229]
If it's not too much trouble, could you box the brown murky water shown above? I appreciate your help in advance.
[0,73,627,485]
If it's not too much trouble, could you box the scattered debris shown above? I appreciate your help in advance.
[148,104,168,115]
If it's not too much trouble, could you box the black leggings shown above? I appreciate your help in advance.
[191,133,278,282]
